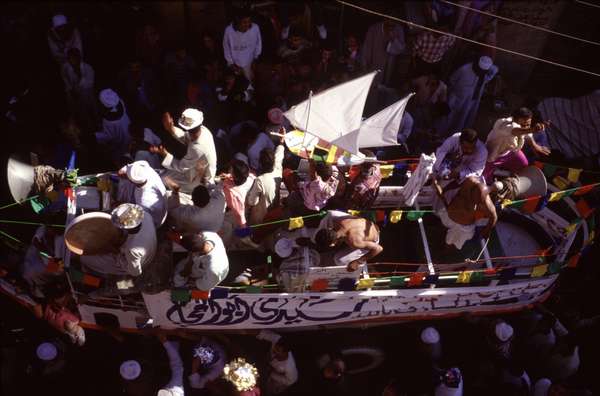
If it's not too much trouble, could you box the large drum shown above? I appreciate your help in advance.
[64,212,121,255]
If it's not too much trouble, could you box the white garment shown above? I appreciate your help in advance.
[133,128,162,169]
[61,61,94,92]
[22,226,66,297]
[162,125,217,193]
[47,28,83,64]
[247,144,284,224]
[168,185,226,233]
[399,153,436,206]
[247,133,275,171]
[223,23,262,68]
[80,213,156,276]
[433,133,488,181]
[95,101,131,158]
[397,111,414,143]
[188,338,227,390]
[486,117,531,162]
[173,232,229,291]
[119,161,167,227]
[435,376,463,396]
[257,330,298,395]
[437,207,476,250]
[160,341,185,396]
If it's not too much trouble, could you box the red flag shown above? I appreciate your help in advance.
[408,272,425,286]
[574,183,599,196]
[376,210,385,223]
[311,278,329,291]
[82,274,101,288]
[408,163,418,172]
[191,290,210,300]
[533,161,544,169]
[576,199,595,219]
[567,253,581,268]
[521,196,541,214]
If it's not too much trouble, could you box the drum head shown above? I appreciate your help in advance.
[65,212,120,255]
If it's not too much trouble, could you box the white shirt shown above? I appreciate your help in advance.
[486,117,531,162]
[247,133,275,171]
[168,184,226,233]
[247,144,284,224]
[162,125,217,193]
[433,132,488,180]
[257,330,298,394]
[161,341,185,396]
[120,161,167,227]
[61,61,94,93]
[173,232,229,291]
[223,23,262,68]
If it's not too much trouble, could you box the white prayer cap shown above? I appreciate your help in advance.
[234,152,249,165]
[495,321,514,342]
[178,108,204,130]
[420,327,440,344]
[120,360,142,380]
[158,390,178,396]
[275,238,294,258]
[267,108,284,125]
[478,56,493,71]
[126,162,148,184]
[99,89,120,111]
[533,378,552,396]
[36,342,58,361]
[111,203,145,230]
[52,14,68,28]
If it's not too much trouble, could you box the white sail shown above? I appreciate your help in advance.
[283,71,377,154]
[356,93,414,149]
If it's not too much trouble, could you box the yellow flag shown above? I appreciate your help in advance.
[531,264,548,277]
[288,217,304,230]
[456,271,472,283]
[501,199,512,209]
[553,176,569,190]
[348,210,361,217]
[379,165,394,178]
[357,278,375,289]
[548,191,565,202]
[567,168,582,183]
[564,222,579,234]
[389,210,403,223]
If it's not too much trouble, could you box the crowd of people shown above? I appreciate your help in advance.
[0,2,597,395]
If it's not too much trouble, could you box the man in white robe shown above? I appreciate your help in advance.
[433,128,487,183]
[95,89,131,163]
[80,204,156,277]
[118,160,167,227]
[152,108,217,193]
[173,232,229,291]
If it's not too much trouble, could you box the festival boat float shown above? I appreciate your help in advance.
[1,72,595,333]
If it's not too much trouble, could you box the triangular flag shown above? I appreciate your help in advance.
[501,199,513,209]
[408,272,425,286]
[389,276,406,288]
[567,168,582,183]
[564,218,582,234]
[576,199,595,218]
[484,268,497,277]
[246,285,262,293]
[171,288,191,303]
[508,199,525,210]
[531,264,548,277]
[376,210,386,223]
[533,161,544,170]
[288,216,304,230]
[521,196,541,214]
[567,253,581,268]
[389,210,403,223]
[548,261,563,274]
[379,165,394,178]
[549,189,576,202]
[574,183,600,196]
[357,278,375,289]
[191,290,210,300]
[348,210,361,217]
[82,274,101,288]
[211,287,229,299]
[470,271,485,283]
[553,176,569,190]
[407,211,425,221]
[311,278,329,291]
[456,271,473,283]
[408,163,418,172]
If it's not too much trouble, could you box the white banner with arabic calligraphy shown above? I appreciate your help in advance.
[142,277,556,330]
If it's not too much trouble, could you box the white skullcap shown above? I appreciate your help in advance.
[99,89,120,112]
[120,360,142,380]
[495,321,514,342]
[267,108,284,125]
[36,342,58,361]
[533,378,552,396]
[127,161,148,184]
[275,238,294,258]
[421,327,441,344]
[52,14,68,28]
[478,56,493,71]
[234,152,249,165]
[178,108,204,130]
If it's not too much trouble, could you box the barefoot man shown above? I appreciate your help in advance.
[433,176,497,250]
[312,210,383,272]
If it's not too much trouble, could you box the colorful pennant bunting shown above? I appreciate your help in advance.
[389,210,403,223]
[521,196,541,214]
[576,199,595,219]
[191,290,210,300]
[171,288,191,303]
[548,261,563,274]
[380,165,394,178]
[531,264,548,277]
[549,189,575,202]
[553,176,569,190]
[389,276,406,288]
[457,271,473,283]
[470,271,485,283]
[567,168,582,183]
[408,272,425,286]
[357,278,375,289]
[311,278,329,291]
[567,253,581,268]
[246,285,262,293]
[564,218,582,234]
[82,274,101,288]
[211,287,229,299]
[407,211,425,221]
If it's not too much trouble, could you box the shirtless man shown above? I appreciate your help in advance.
[434,176,497,250]
[311,210,383,272]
